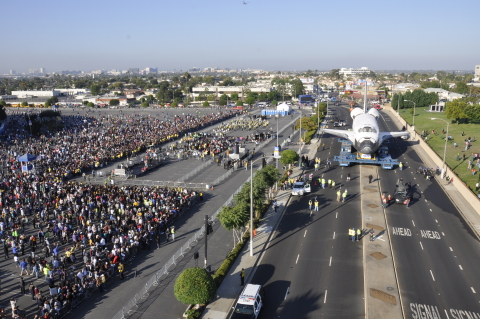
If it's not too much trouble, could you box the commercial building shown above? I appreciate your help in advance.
[339,67,371,77]
[191,85,272,100]
[475,65,480,77]
[11,89,89,98]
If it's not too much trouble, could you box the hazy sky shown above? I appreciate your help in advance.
[2,0,479,73]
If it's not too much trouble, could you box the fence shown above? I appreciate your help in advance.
[109,115,302,319]
[176,159,214,182]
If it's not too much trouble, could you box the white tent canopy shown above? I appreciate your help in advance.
[277,103,291,112]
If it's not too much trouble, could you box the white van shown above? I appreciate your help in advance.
[230,284,265,319]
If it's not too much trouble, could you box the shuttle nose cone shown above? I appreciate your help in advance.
[358,140,375,154]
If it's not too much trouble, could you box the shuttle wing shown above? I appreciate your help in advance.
[321,129,356,143]
[379,131,410,142]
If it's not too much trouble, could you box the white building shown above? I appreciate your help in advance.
[191,85,272,99]
[12,89,89,98]
[339,67,371,77]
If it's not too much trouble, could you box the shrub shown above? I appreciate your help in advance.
[174,267,216,305]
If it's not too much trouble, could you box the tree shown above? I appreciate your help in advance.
[44,101,51,108]
[0,105,6,120]
[21,101,28,107]
[47,96,58,105]
[245,96,256,106]
[202,101,210,107]
[0,101,6,107]
[218,94,228,106]
[218,203,249,246]
[465,104,480,123]
[230,93,239,101]
[174,267,216,305]
[280,149,299,166]
[109,99,120,106]
[87,102,94,108]
[90,84,101,96]
[295,117,317,131]
[454,82,469,95]
[445,100,468,123]
[236,100,243,106]
[141,102,149,108]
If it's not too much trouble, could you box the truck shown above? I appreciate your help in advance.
[230,284,265,319]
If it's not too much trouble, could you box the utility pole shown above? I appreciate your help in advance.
[204,215,208,270]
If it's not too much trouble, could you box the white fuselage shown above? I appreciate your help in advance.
[351,113,380,154]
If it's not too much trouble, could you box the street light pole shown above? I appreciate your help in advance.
[405,100,416,138]
[431,118,449,178]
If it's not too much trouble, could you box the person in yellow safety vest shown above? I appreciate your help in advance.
[382,194,388,208]
[314,199,319,211]
[327,179,332,188]
[321,178,326,189]
[356,228,361,241]
[399,162,403,171]
[315,163,319,171]
[342,190,348,202]
[348,228,352,240]
[308,199,313,210]
[336,190,341,202]
[331,180,336,189]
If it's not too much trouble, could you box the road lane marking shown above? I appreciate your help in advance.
[329,256,332,266]
[459,265,463,270]
[333,232,335,239]
[450,247,453,251]
[430,209,432,212]
[436,220,438,223]
[425,199,428,202]
[442,232,445,236]
[420,242,424,250]
[324,290,327,303]
[336,212,338,218]
[412,220,416,227]
[430,270,435,281]
[472,287,476,293]
[296,254,300,264]
[284,287,290,302]
[444,310,450,319]
[304,230,307,237]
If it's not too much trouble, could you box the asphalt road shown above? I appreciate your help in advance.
[376,109,480,318]
[251,103,365,319]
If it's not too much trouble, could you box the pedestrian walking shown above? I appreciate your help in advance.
[19,277,26,295]
[170,226,175,241]
[369,229,375,241]
[342,190,347,202]
[382,194,388,208]
[346,173,351,182]
[156,234,161,249]
[240,268,245,286]
[399,162,403,171]
[314,199,319,211]
[356,228,361,241]
[352,228,356,241]
[336,190,341,202]
[368,174,373,183]
[331,180,336,189]
[308,199,312,210]
[165,228,170,242]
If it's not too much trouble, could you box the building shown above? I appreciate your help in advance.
[11,89,89,98]
[339,67,371,77]
[39,68,46,74]
[191,85,272,100]
[475,65,480,77]
[128,68,139,74]
[145,67,157,75]
[9,70,16,75]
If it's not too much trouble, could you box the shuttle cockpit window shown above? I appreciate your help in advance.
[358,127,377,133]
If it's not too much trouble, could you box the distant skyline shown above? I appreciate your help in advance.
[2,0,479,74]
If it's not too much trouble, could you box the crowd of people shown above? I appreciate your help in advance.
[0,109,238,318]
[1,110,238,180]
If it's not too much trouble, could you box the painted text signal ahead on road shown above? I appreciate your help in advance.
[392,227,412,236]
[410,303,480,319]
[421,230,441,240]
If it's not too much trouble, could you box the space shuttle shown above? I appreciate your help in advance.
[321,84,409,155]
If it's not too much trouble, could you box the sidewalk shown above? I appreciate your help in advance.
[201,139,320,319]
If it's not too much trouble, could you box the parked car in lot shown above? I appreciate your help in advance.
[292,182,311,196]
